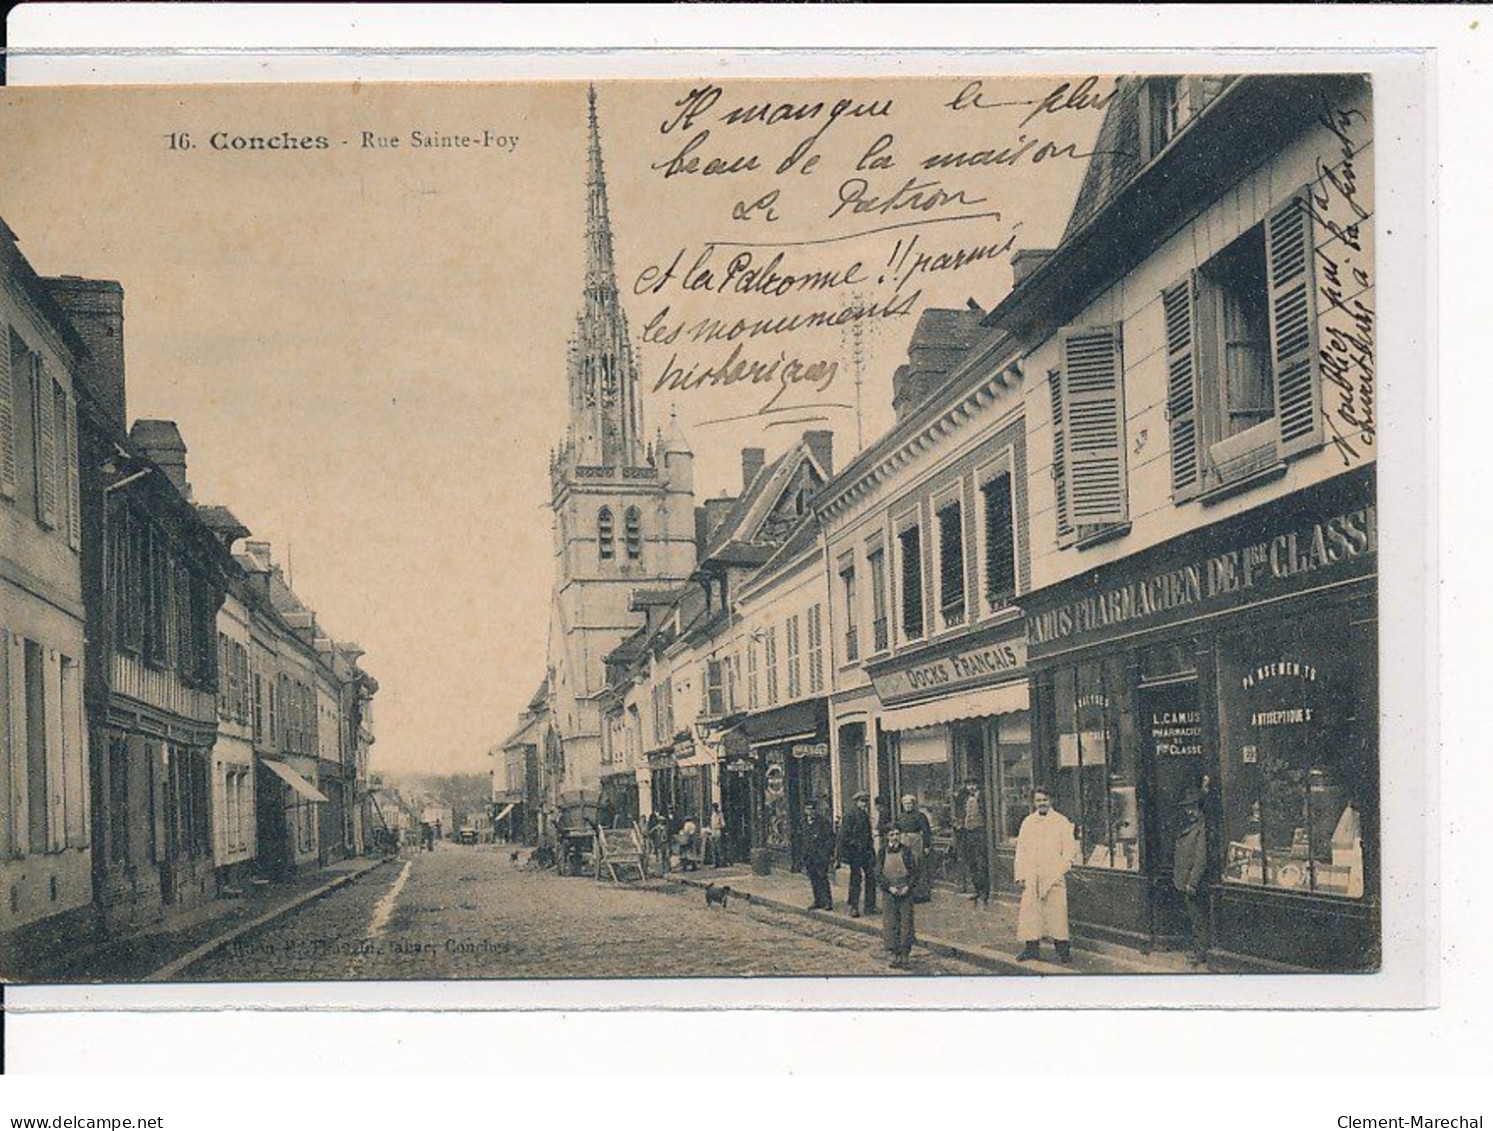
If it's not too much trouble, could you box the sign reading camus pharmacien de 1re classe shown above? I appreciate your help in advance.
[0,69,1398,994]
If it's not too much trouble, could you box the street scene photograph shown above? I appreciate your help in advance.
[0,70,1380,985]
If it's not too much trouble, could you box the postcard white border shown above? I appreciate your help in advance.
[0,7,1442,1029]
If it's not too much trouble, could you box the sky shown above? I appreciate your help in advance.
[0,76,1104,777]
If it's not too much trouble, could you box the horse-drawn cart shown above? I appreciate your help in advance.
[554,791,602,878]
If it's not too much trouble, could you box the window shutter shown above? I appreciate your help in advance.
[6,632,26,856]
[65,394,81,550]
[34,358,58,529]
[0,328,16,498]
[1267,191,1323,458]
[1048,370,1075,546]
[45,648,65,853]
[1163,279,1204,501]
[1060,326,1128,525]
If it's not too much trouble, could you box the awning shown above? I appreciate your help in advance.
[260,758,329,803]
[494,803,516,823]
[879,680,1029,733]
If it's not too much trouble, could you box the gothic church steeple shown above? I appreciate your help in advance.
[566,85,645,470]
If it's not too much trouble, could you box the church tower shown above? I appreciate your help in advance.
[545,87,697,796]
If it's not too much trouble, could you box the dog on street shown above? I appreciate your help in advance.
[704,883,732,910]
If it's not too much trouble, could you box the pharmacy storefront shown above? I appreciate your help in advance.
[1023,466,1378,969]
[868,618,1032,889]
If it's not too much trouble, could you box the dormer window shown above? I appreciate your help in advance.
[598,506,615,560]
[1143,77,1192,160]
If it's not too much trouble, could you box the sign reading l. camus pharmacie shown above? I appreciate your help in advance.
[1026,470,1376,659]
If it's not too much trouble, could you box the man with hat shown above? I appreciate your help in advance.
[803,799,837,911]
[836,791,878,918]
[1173,788,1210,968]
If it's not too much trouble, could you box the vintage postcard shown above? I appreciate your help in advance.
[0,70,1395,992]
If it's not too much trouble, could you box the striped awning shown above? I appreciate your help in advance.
[260,758,329,803]
[879,680,1029,733]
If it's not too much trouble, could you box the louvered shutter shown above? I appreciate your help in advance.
[6,632,25,857]
[34,357,58,529]
[1048,370,1075,547]
[1267,190,1323,457]
[1060,326,1128,525]
[1163,279,1204,501]
[0,328,16,498]
[65,393,81,550]
[45,648,65,853]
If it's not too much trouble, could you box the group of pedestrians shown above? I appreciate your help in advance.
[645,806,730,875]
[798,784,1214,972]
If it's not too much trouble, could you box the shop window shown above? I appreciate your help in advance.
[898,522,925,640]
[994,712,1034,844]
[898,727,953,835]
[597,506,615,560]
[1166,192,1324,501]
[937,499,966,628]
[868,546,889,653]
[981,470,1017,609]
[1053,660,1139,871]
[1219,620,1373,900]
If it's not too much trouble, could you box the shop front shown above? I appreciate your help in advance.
[1023,466,1378,969]
[868,619,1032,891]
[737,699,829,872]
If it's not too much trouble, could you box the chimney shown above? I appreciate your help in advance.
[890,307,988,424]
[129,419,192,500]
[802,430,834,478]
[40,276,127,430]
[703,496,736,541]
[740,447,765,492]
[1011,249,1055,285]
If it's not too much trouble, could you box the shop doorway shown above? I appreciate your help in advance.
[836,722,868,816]
[1138,679,1206,941]
[721,758,757,863]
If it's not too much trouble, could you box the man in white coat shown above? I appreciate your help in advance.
[1014,786,1081,964]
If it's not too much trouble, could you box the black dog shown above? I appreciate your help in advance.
[704,883,732,910]
[509,850,522,866]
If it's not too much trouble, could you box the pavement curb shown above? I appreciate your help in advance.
[665,874,1079,976]
[144,856,393,982]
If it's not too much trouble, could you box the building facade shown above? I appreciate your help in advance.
[0,225,94,957]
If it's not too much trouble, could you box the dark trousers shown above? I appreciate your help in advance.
[961,830,990,901]
[846,856,877,912]
[882,894,915,956]
[807,863,833,909]
[1184,889,1210,959]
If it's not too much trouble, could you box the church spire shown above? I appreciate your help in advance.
[585,84,618,294]
[564,84,645,471]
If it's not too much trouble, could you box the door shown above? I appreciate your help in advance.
[1138,679,1206,940]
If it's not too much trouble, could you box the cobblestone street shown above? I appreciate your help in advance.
[183,844,993,981]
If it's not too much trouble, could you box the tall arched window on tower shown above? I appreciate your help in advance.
[598,506,615,560]
[625,506,643,561]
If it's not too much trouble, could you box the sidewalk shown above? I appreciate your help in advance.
[16,855,390,984]
[669,865,1197,976]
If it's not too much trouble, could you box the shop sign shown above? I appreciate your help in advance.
[791,742,828,759]
[724,756,756,774]
[1148,709,1203,757]
[870,635,1027,705]
[1027,498,1376,658]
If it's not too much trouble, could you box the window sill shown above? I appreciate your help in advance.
[1075,522,1132,551]
[979,604,1025,628]
[1198,461,1287,507]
